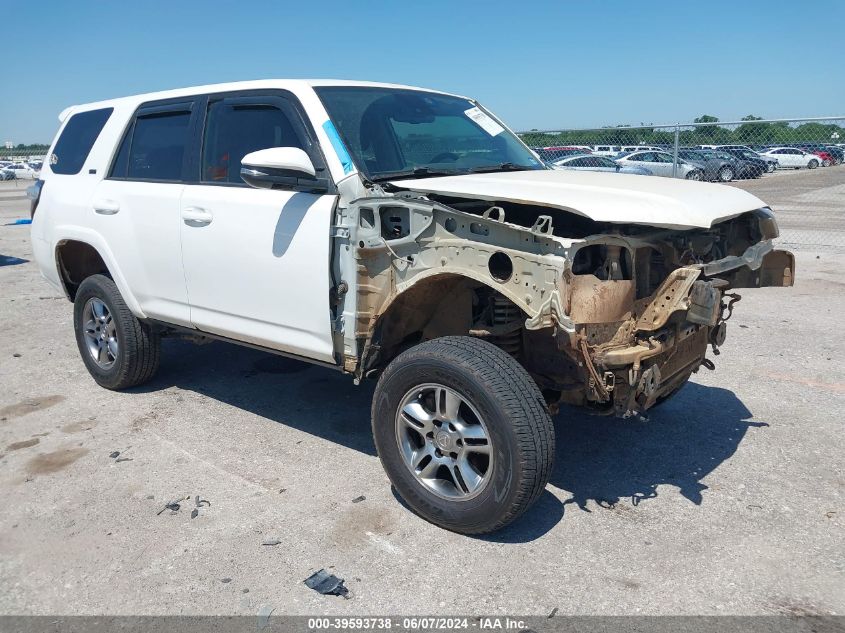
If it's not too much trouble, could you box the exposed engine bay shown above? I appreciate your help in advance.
[332,187,794,418]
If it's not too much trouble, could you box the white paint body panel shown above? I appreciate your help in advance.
[91,179,191,325]
[179,186,336,362]
[389,169,767,230]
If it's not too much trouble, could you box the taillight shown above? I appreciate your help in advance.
[27,179,43,218]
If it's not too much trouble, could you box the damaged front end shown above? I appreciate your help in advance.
[335,186,794,418]
[536,208,793,417]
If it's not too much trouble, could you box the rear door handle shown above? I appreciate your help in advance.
[182,206,213,226]
[93,199,120,215]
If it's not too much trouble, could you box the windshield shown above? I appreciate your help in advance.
[315,87,543,181]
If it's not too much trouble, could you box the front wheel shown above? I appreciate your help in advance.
[808,159,819,169]
[73,274,161,390]
[372,336,555,534]
[767,162,776,173]
[685,169,703,181]
[718,166,735,182]
[822,159,831,167]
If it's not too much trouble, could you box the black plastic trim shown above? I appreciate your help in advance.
[146,319,343,372]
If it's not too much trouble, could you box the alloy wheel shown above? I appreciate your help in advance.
[395,383,493,500]
[82,297,118,368]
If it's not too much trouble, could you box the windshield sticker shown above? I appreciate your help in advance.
[464,106,504,137]
[322,120,355,175]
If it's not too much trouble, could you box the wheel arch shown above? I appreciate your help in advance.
[53,233,145,316]
[360,272,529,376]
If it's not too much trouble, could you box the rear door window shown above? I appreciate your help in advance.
[110,104,193,181]
[51,107,113,175]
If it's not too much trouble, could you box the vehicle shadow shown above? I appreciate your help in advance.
[480,382,765,543]
[136,339,378,455]
[138,340,764,542]
[549,382,766,512]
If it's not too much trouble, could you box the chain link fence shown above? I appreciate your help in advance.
[519,117,845,252]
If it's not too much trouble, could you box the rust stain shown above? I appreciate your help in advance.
[25,447,89,475]
[759,372,845,394]
[0,395,65,421]
[6,438,40,451]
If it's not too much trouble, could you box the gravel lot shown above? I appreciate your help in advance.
[0,169,842,616]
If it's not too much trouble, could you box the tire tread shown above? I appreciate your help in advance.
[373,336,555,534]
[75,274,160,390]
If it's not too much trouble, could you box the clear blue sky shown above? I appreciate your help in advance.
[3,0,843,143]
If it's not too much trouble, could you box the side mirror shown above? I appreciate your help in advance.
[240,147,329,192]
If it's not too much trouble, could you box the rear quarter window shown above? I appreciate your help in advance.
[51,108,113,175]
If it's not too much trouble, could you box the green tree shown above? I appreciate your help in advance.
[693,115,722,139]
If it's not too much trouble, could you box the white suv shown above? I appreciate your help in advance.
[31,80,794,534]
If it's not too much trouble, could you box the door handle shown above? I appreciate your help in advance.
[182,206,213,226]
[93,199,120,215]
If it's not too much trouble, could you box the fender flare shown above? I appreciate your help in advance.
[52,224,146,318]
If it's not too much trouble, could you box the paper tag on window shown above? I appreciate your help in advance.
[464,106,504,136]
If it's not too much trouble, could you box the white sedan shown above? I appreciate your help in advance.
[758,147,820,169]
[552,154,653,175]
[615,151,703,179]
[3,162,38,179]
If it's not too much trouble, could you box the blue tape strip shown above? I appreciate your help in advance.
[322,120,355,175]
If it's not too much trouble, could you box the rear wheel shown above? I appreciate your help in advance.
[372,336,554,534]
[73,274,160,390]
[822,158,831,167]
[718,166,735,182]
[808,159,819,169]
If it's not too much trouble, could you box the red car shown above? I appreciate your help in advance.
[810,150,834,166]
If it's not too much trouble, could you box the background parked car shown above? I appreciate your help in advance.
[590,145,621,156]
[791,143,839,166]
[715,145,778,172]
[706,149,765,179]
[615,150,703,179]
[615,145,663,156]
[822,145,844,164]
[2,162,38,179]
[759,147,820,169]
[717,148,768,177]
[0,167,15,181]
[551,154,653,175]
[531,146,591,162]
[677,149,738,182]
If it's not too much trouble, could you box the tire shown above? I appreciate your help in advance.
[767,162,776,173]
[718,166,734,182]
[808,159,819,169]
[73,274,160,390]
[822,159,831,167]
[685,170,703,181]
[372,336,554,534]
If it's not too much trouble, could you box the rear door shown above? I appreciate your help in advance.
[179,91,337,362]
[91,99,200,326]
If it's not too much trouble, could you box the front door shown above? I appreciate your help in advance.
[179,92,337,363]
